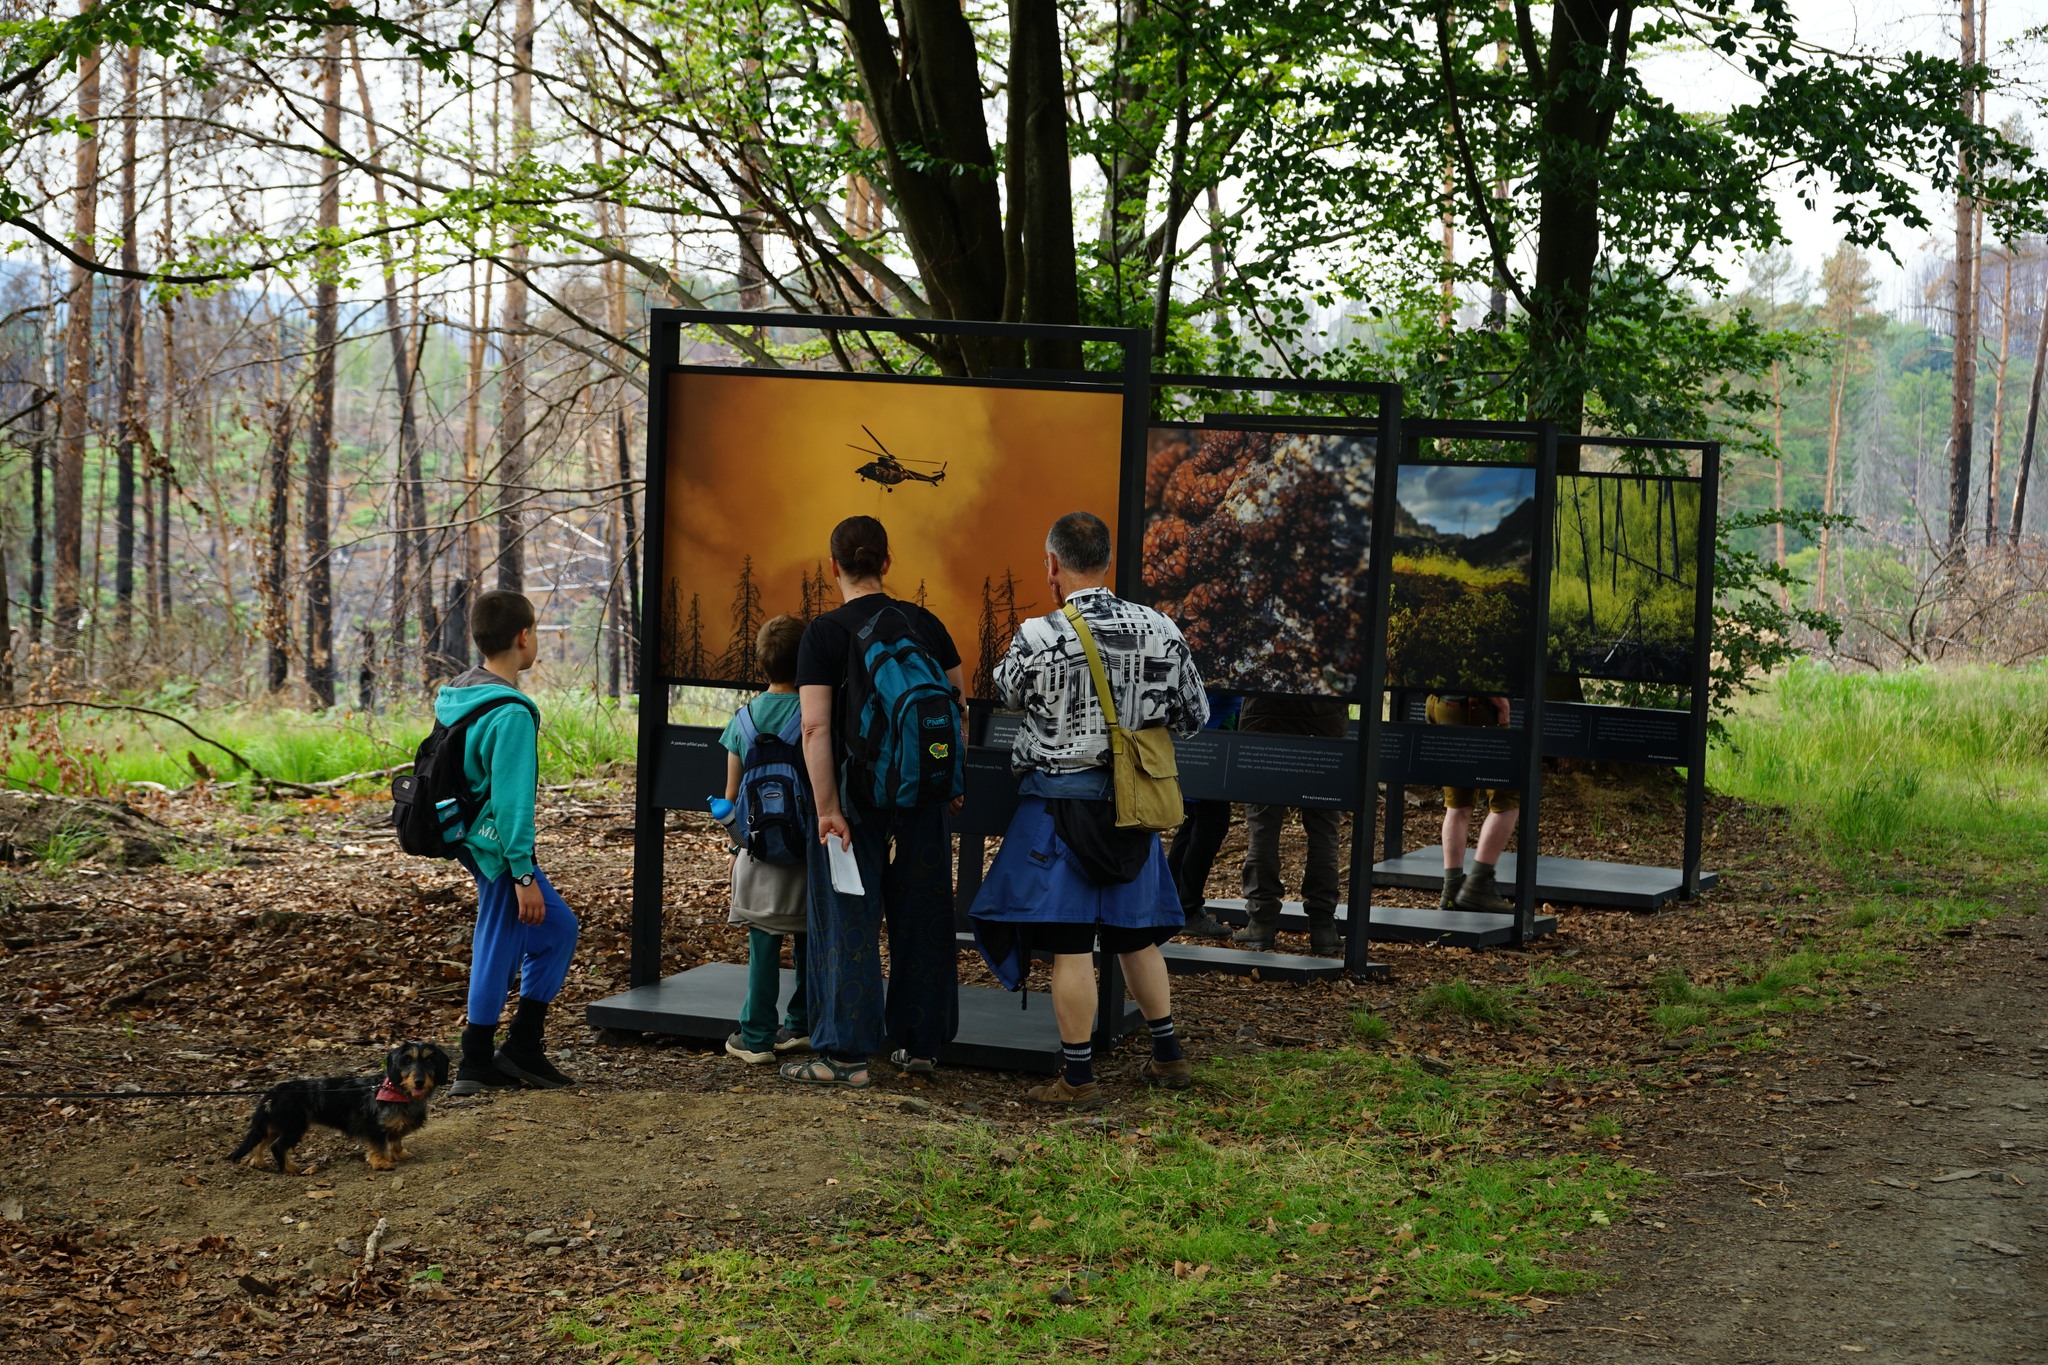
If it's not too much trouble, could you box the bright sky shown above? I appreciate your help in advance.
[1637,0,2044,311]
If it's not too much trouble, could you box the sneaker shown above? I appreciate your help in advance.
[772,1028,812,1054]
[1455,864,1513,913]
[1140,1057,1193,1089]
[1026,1075,1105,1110]
[1439,869,1466,912]
[1230,922,1277,950]
[726,1033,776,1065]
[1181,911,1234,939]
[494,1046,574,1089]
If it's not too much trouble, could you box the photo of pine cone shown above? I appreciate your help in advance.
[1136,425,1377,696]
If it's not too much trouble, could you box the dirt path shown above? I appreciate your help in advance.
[1453,907,2048,1364]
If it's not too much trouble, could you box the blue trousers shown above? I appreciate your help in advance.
[459,854,580,1025]
[805,802,958,1063]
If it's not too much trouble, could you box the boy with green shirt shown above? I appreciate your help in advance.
[438,590,582,1096]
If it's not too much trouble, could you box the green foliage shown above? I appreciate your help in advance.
[1349,1009,1392,1044]
[1714,662,2048,869]
[0,694,636,796]
[34,826,98,871]
[564,1050,1646,1362]
[1413,979,1525,1031]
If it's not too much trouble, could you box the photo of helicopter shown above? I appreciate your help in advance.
[848,426,947,491]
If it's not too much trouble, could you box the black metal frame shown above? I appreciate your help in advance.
[1377,419,1557,942]
[631,310,1152,1020]
[1556,435,1720,899]
[1144,373,1402,980]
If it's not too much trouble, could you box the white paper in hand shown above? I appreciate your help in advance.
[826,833,865,896]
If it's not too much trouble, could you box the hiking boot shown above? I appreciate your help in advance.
[450,1023,519,1097]
[1140,1057,1193,1090]
[1231,914,1279,950]
[1026,1075,1106,1110]
[1439,869,1466,912]
[726,1033,776,1065]
[1455,863,1513,914]
[495,999,575,1089]
[1307,917,1342,956]
[1181,910,1234,939]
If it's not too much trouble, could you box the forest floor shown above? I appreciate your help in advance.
[0,764,2037,1363]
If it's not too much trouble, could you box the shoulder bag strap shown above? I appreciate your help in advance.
[1062,603,1123,755]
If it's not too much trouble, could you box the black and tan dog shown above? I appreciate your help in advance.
[228,1041,450,1174]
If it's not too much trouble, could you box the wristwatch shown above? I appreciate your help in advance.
[514,872,537,888]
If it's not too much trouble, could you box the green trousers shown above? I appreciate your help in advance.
[740,927,809,1052]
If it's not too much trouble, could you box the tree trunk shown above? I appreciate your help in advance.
[265,392,294,694]
[1011,0,1083,368]
[1773,359,1787,605]
[2010,283,2048,543]
[302,25,343,708]
[349,37,427,672]
[1817,353,1847,608]
[112,45,140,662]
[54,12,101,659]
[1101,0,1159,279]
[1526,0,1633,445]
[839,0,1016,373]
[498,0,535,592]
[1145,41,1191,363]
[157,86,174,630]
[1986,245,2012,544]
[1947,0,1978,553]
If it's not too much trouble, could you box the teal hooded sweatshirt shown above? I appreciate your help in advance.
[433,668,542,882]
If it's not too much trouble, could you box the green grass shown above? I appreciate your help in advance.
[1645,946,1900,1038]
[0,692,645,795]
[1391,552,1527,590]
[1350,1009,1392,1044]
[34,827,99,870]
[1713,661,2048,871]
[1527,962,1604,999]
[562,1052,1646,1363]
[1413,978,1526,1030]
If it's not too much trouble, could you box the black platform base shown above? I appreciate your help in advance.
[1371,849,1713,910]
[1205,898,1555,948]
[585,963,1140,1074]
[1158,940,1347,981]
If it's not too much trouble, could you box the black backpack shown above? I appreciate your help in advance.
[732,700,811,866]
[392,696,531,858]
[842,603,964,809]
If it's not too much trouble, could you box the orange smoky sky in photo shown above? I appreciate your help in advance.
[661,368,1125,688]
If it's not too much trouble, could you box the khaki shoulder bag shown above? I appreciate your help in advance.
[1062,604,1182,832]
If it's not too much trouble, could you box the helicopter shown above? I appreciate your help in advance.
[849,426,946,491]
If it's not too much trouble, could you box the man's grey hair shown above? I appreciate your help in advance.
[1046,511,1113,574]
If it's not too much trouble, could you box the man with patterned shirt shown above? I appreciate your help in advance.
[970,511,1209,1109]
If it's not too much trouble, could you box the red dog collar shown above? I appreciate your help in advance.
[375,1081,412,1104]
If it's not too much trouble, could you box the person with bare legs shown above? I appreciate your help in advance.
[1427,693,1519,913]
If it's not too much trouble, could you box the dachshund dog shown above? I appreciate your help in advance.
[228,1041,450,1173]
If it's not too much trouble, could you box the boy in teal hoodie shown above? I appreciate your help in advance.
[439,590,581,1096]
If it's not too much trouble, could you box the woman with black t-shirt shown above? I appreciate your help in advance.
[783,516,966,1088]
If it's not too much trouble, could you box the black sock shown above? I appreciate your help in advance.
[1061,1040,1093,1087]
[1147,1015,1184,1064]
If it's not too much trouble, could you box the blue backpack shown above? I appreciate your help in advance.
[733,701,811,865]
[843,604,965,809]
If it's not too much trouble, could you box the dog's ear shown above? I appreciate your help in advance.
[385,1045,407,1080]
[429,1045,450,1085]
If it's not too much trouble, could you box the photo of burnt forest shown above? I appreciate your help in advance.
[1135,424,1377,696]
[1549,474,1701,683]
[658,368,1122,693]
[1385,464,1539,696]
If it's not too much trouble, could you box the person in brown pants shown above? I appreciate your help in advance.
[1231,697,1350,954]
[1426,693,1519,912]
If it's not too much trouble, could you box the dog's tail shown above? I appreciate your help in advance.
[225,1096,271,1163]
